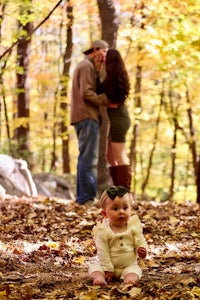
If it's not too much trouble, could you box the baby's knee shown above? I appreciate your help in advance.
[121,264,142,280]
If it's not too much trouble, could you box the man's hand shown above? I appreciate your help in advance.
[137,247,147,259]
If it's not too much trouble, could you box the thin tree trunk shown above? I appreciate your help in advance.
[196,158,200,204]
[0,3,11,151]
[141,83,164,198]
[186,88,197,178]
[59,1,73,174]
[97,0,118,193]
[129,63,142,191]
[15,4,33,160]
[169,123,177,201]
[50,96,58,172]
[168,90,181,201]
[128,4,146,193]
[185,87,199,203]
[0,60,11,148]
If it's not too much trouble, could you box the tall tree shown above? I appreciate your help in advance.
[97,0,118,193]
[168,90,181,201]
[14,1,33,160]
[196,160,200,204]
[0,2,11,151]
[185,87,199,203]
[128,1,146,192]
[141,82,164,198]
[129,61,142,191]
[51,0,73,173]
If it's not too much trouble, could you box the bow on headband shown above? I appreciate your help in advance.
[106,186,129,200]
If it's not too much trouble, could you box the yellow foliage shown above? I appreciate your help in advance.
[13,117,30,129]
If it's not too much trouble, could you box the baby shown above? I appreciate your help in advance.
[89,186,147,286]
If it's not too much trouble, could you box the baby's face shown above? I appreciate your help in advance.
[103,195,132,227]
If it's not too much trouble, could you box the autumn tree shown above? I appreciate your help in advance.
[14,1,33,161]
[97,0,118,193]
[50,0,74,173]
[59,1,73,174]
[0,2,11,151]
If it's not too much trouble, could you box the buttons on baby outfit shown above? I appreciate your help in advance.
[119,236,123,247]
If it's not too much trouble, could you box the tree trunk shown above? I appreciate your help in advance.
[129,63,142,191]
[196,158,200,204]
[128,4,146,193]
[97,0,118,194]
[169,123,177,201]
[57,1,73,173]
[97,0,118,48]
[0,3,11,151]
[141,85,164,198]
[15,4,33,161]
[186,88,197,178]
[185,87,199,203]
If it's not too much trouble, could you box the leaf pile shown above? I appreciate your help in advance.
[0,195,199,299]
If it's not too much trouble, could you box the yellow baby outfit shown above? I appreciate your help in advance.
[89,215,148,280]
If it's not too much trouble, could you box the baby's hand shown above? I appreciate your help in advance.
[105,271,114,283]
[137,247,147,259]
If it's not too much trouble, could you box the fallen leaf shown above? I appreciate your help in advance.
[191,286,200,297]
[129,287,142,297]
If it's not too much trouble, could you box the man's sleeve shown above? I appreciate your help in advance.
[79,64,109,107]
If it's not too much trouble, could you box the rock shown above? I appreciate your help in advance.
[0,154,37,197]
[32,173,75,200]
[0,184,6,200]
[0,154,75,200]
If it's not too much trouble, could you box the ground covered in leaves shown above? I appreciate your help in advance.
[0,195,199,299]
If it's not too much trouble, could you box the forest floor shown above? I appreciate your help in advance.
[0,194,199,300]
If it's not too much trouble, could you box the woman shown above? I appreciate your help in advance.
[99,49,132,190]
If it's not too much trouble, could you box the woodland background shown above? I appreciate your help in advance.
[1,0,200,203]
[0,2,200,299]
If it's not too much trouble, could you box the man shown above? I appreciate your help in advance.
[71,40,109,205]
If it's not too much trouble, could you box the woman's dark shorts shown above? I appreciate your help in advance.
[107,104,131,143]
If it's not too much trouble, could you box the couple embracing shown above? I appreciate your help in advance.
[71,40,131,205]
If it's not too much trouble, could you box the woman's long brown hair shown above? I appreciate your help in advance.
[102,49,130,104]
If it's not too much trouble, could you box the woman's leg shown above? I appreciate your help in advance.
[107,140,131,189]
[106,139,117,166]
[108,141,129,166]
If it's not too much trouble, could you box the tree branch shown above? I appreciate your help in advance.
[0,0,63,60]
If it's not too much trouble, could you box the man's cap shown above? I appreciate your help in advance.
[83,39,109,55]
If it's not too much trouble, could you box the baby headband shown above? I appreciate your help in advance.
[100,185,129,206]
